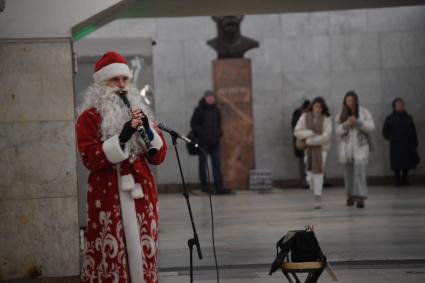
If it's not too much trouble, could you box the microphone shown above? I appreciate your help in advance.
[157,123,198,147]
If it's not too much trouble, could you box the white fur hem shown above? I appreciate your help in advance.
[102,134,129,164]
[117,181,145,283]
[93,63,132,83]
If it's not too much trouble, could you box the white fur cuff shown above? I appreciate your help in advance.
[102,134,129,164]
[149,122,163,151]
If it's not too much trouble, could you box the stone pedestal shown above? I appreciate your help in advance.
[213,59,255,190]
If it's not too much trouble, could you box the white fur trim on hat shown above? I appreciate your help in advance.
[102,134,129,164]
[93,63,132,83]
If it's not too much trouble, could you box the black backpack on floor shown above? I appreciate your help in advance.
[269,229,326,275]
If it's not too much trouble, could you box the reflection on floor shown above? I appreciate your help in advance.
[158,186,425,281]
[4,186,425,282]
[159,263,425,283]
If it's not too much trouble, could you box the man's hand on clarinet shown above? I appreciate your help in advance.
[131,108,150,130]
[120,109,145,143]
[119,109,153,146]
[130,109,144,128]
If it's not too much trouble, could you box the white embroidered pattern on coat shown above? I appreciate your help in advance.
[137,200,158,282]
[82,211,121,283]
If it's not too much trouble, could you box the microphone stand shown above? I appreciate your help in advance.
[169,134,203,283]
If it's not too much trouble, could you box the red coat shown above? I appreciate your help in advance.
[77,107,167,283]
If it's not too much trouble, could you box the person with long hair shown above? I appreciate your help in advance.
[335,91,375,208]
[294,97,332,209]
[383,98,420,186]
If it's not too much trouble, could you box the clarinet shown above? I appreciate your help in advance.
[116,90,158,157]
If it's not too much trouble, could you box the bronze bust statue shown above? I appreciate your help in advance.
[207,16,259,59]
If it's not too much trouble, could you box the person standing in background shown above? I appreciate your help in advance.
[383,98,420,186]
[190,90,231,194]
[291,100,311,189]
[294,97,332,209]
[336,91,375,208]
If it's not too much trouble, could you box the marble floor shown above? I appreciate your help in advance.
[4,186,425,282]
[158,265,425,283]
[157,185,425,282]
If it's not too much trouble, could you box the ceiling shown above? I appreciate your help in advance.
[122,0,425,18]
[72,0,425,40]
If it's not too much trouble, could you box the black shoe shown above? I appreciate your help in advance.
[323,182,333,188]
[356,198,365,208]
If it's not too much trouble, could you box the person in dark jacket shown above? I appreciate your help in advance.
[383,98,420,186]
[191,90,230,194]
[292,100,311,188]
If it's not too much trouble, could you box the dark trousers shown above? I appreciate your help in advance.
[394,169,410,186]
[298,156,307,188]
[199,143,224,192]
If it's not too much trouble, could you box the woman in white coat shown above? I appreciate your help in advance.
[294,97,332,209]
[335,91,375,208]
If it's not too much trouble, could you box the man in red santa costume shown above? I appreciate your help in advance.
[76,51,167,283]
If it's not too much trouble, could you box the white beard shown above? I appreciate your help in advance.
[79,83,155,155]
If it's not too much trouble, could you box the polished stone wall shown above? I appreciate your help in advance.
[0,39,79,278]
[86,5,425,184]
[244,7,425,180]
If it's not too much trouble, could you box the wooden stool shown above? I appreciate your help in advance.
[281,261,325,283]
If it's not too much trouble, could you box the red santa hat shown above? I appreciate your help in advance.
[93,51,132,83]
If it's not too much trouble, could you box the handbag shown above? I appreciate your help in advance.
[186,131,200,155]
[269,229,326,276]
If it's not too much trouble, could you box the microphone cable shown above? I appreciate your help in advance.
[199,147,220,283]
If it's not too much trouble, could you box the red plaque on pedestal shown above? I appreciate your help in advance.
[213,58,255,190]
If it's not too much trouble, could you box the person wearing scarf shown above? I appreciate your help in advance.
[294,97,332,209]
[335,91,375,208]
